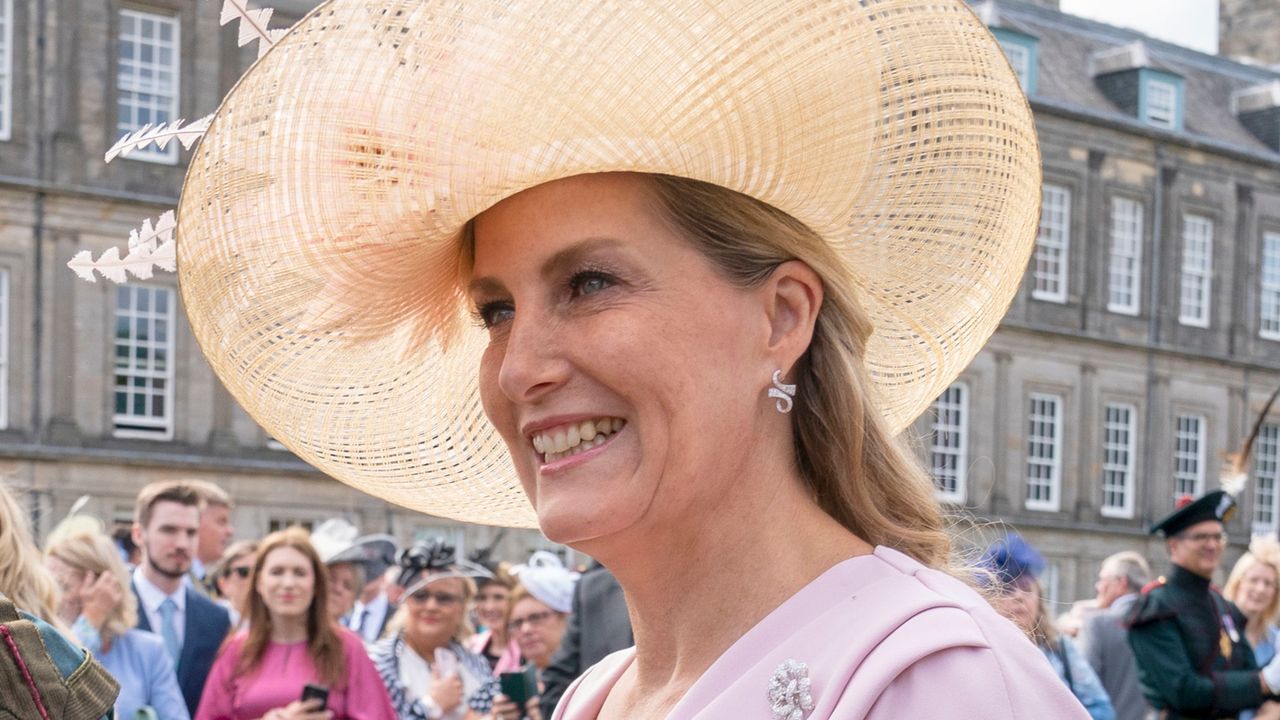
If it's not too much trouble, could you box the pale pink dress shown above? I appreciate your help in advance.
[554,546,1091,719]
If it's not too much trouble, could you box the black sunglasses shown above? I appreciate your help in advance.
[226,566,252,579]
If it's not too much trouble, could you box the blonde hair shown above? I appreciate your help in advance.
[1224,537,1280,627]
[645,175,953,569]
[45,531,138,646]
[0,483,63,627]
[387,574,478,642]
[184,479,232,510]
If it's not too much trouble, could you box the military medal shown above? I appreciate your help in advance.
[1222,613,1240,657]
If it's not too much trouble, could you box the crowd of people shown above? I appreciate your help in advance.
[983,491,1280,720]
[8,474,1280,719]
[0,479,600,720]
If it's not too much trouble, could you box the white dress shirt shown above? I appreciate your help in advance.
[348,592,390,643]
[133,564,187,650]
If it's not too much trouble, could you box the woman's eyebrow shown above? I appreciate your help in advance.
[467,236,625,296]
[539,237,625,283]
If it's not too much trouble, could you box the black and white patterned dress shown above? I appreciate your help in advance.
[371,632,498,720]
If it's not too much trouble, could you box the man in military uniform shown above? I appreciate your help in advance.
[1128,490,1280,718]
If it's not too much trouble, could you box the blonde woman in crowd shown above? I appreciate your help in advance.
[371,540,499,720]
[1224,538,1280,720]
[46,530,190,720]
[467,564,518,673]
[0,482,62,626]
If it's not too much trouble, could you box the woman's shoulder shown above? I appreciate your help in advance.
[335,625,373,654]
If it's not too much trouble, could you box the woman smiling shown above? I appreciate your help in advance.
[196,528,395,720]
[175,0,1088,717]
[371,540,498,720]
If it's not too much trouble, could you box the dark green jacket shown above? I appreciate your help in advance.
[1127,565,1263,719]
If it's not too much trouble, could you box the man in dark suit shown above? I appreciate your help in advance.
[130,481,231,716]
[540,562,633,718]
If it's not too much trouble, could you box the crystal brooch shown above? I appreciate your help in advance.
[768,658,815,720]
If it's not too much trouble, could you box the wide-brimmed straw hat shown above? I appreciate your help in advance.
[177,0,1040,528]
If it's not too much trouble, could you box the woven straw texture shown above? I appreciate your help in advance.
[177,0,1041,528]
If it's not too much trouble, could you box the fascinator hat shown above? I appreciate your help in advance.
[510,552,580,615]
[395,538,493,598]
[310,518,399,581]
[168,0,1039,527]
[979,534,1046,589]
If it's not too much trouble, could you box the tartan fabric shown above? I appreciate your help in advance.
[0,595,119,720]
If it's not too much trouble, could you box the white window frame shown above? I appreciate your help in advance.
[1261,232,1280,341]
[1174,414,1206,500]
[1032,185,1071,303]
[1101,403,1137,518]
[116,9,180,164]
[1025,393,1063,512]
[1145,78,1178,129]
[112,285,175,440]
[929,382,969,504]
[1179,214,1214,327]
[1108,197,1144,315]
[0,0,13,141]
[999,40,1032,92]
[0,269,8,429]
[1253,424,1280,536]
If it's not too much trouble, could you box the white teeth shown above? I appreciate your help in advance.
[534,417,626,463]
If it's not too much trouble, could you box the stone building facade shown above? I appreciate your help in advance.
[931,0,1280,605]
[0,0,557,561]
[1,1,1279,603]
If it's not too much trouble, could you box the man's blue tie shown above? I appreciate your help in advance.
[158,597,180,663]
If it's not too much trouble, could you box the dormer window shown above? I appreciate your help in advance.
[1140,71,1184,130]
[991,28,1039,95]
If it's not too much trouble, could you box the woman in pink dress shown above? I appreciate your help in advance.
[196,527,396,720]
[171,1,1094,718]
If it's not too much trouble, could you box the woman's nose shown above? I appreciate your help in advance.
[497,312,571,403]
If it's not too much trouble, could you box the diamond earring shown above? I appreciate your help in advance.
[768,369,796,414]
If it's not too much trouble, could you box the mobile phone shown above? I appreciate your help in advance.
[498,664,538,708]
[301,683,330,710]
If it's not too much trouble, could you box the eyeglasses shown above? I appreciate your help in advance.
[508,610,556,633]
[1180,531,1228,545]
[408,589,463,607]
[226,566,251,579]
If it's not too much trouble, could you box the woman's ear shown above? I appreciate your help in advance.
[764,260,823,370]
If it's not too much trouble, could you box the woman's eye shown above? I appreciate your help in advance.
[570,271,614,298]
[475,301,514,329]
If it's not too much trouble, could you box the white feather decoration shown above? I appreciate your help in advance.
[220,0,284,59]
[105,115,214,163]
[67,211,179,283]
[127,209,177,253]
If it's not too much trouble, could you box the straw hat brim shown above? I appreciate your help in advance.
[177,0,1041,528]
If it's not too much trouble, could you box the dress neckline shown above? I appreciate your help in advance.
[581,549,887,719]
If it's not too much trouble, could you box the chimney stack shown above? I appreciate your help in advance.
[1220,0,1280,66]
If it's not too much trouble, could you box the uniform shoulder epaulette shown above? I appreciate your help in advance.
[1127,577,1175,628]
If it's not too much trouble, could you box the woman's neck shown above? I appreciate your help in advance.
[269,613,310,644]
[1246,611,1268,645]
[405,630,450,659]
[587,455,872,714]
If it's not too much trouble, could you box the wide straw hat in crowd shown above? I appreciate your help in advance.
[176,0,1041,528]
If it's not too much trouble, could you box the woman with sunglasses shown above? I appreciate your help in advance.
[211,540,259,629]
[371,540,499,720]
